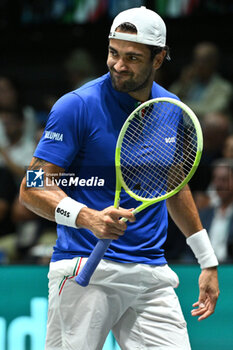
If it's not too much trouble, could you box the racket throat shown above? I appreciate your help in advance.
[114,190,121,209]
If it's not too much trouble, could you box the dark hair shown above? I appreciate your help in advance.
[115,22,171,61]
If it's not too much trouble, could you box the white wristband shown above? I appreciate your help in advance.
[55,197,86,228]
[186,229,219,269]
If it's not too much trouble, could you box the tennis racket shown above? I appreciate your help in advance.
[75,97,203,287]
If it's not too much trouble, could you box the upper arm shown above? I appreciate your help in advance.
[166,184,194,214]
[166,185,203,236]
[34,93,89,169]
[20,157,65,201]
[27,157,65,174]
[19,157,67,219]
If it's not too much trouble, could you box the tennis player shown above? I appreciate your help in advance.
[20,6,219,350]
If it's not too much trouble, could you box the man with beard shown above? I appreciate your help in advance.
[20,7,219,350]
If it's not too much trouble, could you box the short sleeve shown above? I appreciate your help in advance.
[34,92,88,169]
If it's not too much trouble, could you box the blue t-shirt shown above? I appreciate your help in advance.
[34,73,179,264]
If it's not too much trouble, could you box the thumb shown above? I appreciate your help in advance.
[198,289,206,308]
[117,208,136,222]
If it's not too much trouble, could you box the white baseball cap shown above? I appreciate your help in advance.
[109,6,166,47]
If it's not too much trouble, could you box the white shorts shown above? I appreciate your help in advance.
[45,258,191,350]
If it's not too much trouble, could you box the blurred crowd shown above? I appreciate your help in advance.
[0,41,233,265]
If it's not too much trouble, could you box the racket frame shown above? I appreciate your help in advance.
[76,97,203,286]
[114,97,203,214]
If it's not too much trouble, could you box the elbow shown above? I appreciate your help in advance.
[19,176,27,207]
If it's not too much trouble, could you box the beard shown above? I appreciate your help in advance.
[109,66,153,93]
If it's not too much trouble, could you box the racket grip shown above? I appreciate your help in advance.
[75,239,112,287]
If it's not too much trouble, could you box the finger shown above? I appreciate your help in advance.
[108,219,128,234]
[198,309,214,321]
[102,223,126,236]
[117,219,128,230]
[192,298,215,320]
[191,305,207,316]
[198,288,206,310]
[191,298,208,315]
[96,222,126,238]
[102,215,127,232]
[191,301,206,311]
[97,232,122,240]
[191,302,207,315]
[192,301,199,307]
[107,233,122,240]
[111,208,136,222]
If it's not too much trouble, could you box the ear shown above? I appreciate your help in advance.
[153,50,166,70]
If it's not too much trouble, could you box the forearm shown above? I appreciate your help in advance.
[19,158,135,239]
[19,176,66,221]
[169,189,221,321]
[167,184,218,269]
[166,184,203,237]
[19,157,69,221]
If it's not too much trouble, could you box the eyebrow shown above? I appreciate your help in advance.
[108,45,143,57]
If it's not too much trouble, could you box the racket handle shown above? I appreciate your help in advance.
[75,239,112,287]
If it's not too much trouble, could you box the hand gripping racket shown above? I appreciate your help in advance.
[75,97,203,286]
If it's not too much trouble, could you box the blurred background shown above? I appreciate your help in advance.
[0,0,233,349]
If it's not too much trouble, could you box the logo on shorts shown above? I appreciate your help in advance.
[26,169,44,187]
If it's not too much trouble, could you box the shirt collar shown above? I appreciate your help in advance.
[106,72,154,114]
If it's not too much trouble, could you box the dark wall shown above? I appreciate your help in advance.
[0,12,232,109]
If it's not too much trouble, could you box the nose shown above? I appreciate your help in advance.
[113,58,128,72]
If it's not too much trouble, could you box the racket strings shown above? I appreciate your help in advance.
[125,117,196,194]
[124,106,197,162]
[120,154,164,197]
[122,116,196,178]
[122,123,197,170]
[120,102,198,199]
[126,108,198,156]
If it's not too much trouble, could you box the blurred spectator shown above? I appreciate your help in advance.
[9,123,56,264]
[0,166,17,263]
[0,110,42,263]
[201,112,232,163]
[185,158,233,263]
[64,48,98,90]
[194,128,233,210]
[197,159,233,263]
[36,94,59,125]
[11,198,56,264]
[223,133,233,159]
[0,76,18,108]
[0,75,37,143]
[0,107,36,185]
[0,167,16,234]
[170,42,233,119]
[190,111,232,195]
[167,113,232,259]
